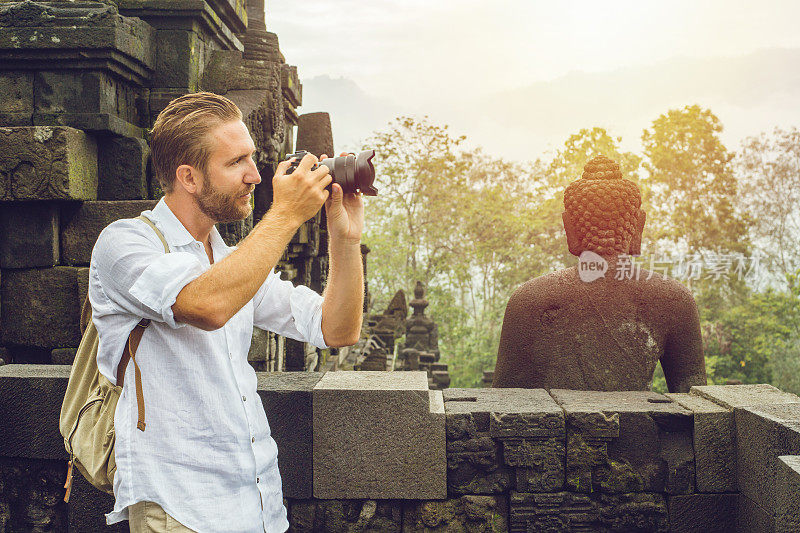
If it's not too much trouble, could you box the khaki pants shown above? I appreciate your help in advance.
[128,501,195,533]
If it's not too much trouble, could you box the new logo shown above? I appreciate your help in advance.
[578,251,608,282]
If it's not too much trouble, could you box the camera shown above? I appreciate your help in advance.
[285,149,378,196]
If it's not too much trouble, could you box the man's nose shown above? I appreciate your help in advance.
[244,159,261,184]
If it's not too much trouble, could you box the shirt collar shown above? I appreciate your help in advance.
[149,198,196,248]
[149,198,231,256]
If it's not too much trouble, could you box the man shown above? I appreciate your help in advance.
[492,155,706,393]
[90,92,364,532]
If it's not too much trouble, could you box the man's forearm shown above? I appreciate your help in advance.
[173,208,299,330]
[321,238,364,347]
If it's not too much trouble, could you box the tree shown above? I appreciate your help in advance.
[362,116,470,309]
[642,105,750,255]
[736,127,800,284]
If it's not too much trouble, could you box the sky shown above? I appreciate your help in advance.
[266,1,800,160]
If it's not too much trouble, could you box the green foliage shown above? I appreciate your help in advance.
[737,127,800,284]
[642,105,750,254]
[700,274,800,386]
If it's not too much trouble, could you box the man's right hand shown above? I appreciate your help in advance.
[271,153,332,228]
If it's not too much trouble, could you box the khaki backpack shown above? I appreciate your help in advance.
[59,215,169,502]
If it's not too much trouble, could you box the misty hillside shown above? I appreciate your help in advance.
[299,48,800,161]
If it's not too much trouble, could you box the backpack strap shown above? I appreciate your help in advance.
[115,214,170,432]
[136,214,170,253]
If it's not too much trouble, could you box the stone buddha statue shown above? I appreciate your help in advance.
[492,156,706,392]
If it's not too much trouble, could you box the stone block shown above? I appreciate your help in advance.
[77,267,90,306]
[216,212,253,247]
[0,1,154,133]
[666,392,736,492]
[508,438,565,492]
[98,136,150,200]
[256,372,322,499]
[509,491,668,533]
[202,50,272,94]
[443,388,565,439]
[0,0,154,135]
[691,383,800,410]
[0,202,59,268]
[0,365,70,459]
[288,499,402,533]
[735,403,800,517]
[0,72,34,125]
[667,493,738,533]
[2,345,51,365]
[0,1,155,75]
[282,64,302,108]
[51,348,77,365]
[312,371,446,499]
[776,455,800,533]
[1,267,82,348]
[402,495,508,533]
[118,0,247,42]
[296,112,334,159]
[60,200,158,265]
[0,126,97,201]
[445,432,510,496]
[148,88,187,129]
[551,389,694,495]
[34,71,145,132]
[247,327,269,370]
[444,388,564,495]
[737,494,775,533]
[68,472,127,532]
[0,457,69,531]
[151,29,208,91]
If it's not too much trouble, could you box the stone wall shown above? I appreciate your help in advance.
[2,366,799,532]
[0,0,343,372]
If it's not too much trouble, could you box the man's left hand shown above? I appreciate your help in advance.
[322,152,364,245]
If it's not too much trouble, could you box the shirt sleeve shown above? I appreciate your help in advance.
[252,270,328,349]
[90,219,205,328]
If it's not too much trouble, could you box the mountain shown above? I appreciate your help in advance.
[296,75,400,151]
[298,49,800,162]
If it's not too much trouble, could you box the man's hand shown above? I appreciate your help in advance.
[272,152,332,228]
[321,152,364,245]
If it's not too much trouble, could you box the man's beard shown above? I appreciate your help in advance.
[195,172,253,223]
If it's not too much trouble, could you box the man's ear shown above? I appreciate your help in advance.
[174,164,200,195]
[629,209,646,256]
[562,212,582,257]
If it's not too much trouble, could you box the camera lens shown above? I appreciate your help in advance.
[319,150,378,196]
[286,150,378,196]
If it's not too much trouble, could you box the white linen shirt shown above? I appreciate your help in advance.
[89,199,327,533]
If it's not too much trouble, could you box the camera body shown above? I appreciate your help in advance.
[286,150,378,196]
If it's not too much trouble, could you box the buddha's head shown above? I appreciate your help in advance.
[562,155,646,258]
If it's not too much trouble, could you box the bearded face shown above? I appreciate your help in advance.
[195,168,254,223]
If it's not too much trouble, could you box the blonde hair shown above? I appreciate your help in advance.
[150,92,242,193]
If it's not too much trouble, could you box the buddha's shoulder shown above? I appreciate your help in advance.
[508,267,694,306]
[509,268,582,302]
[634,269,694,300]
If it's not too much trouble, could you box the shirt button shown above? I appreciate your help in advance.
[256,477,260,483]
[251,436,255,443]
[242,395,246,402]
